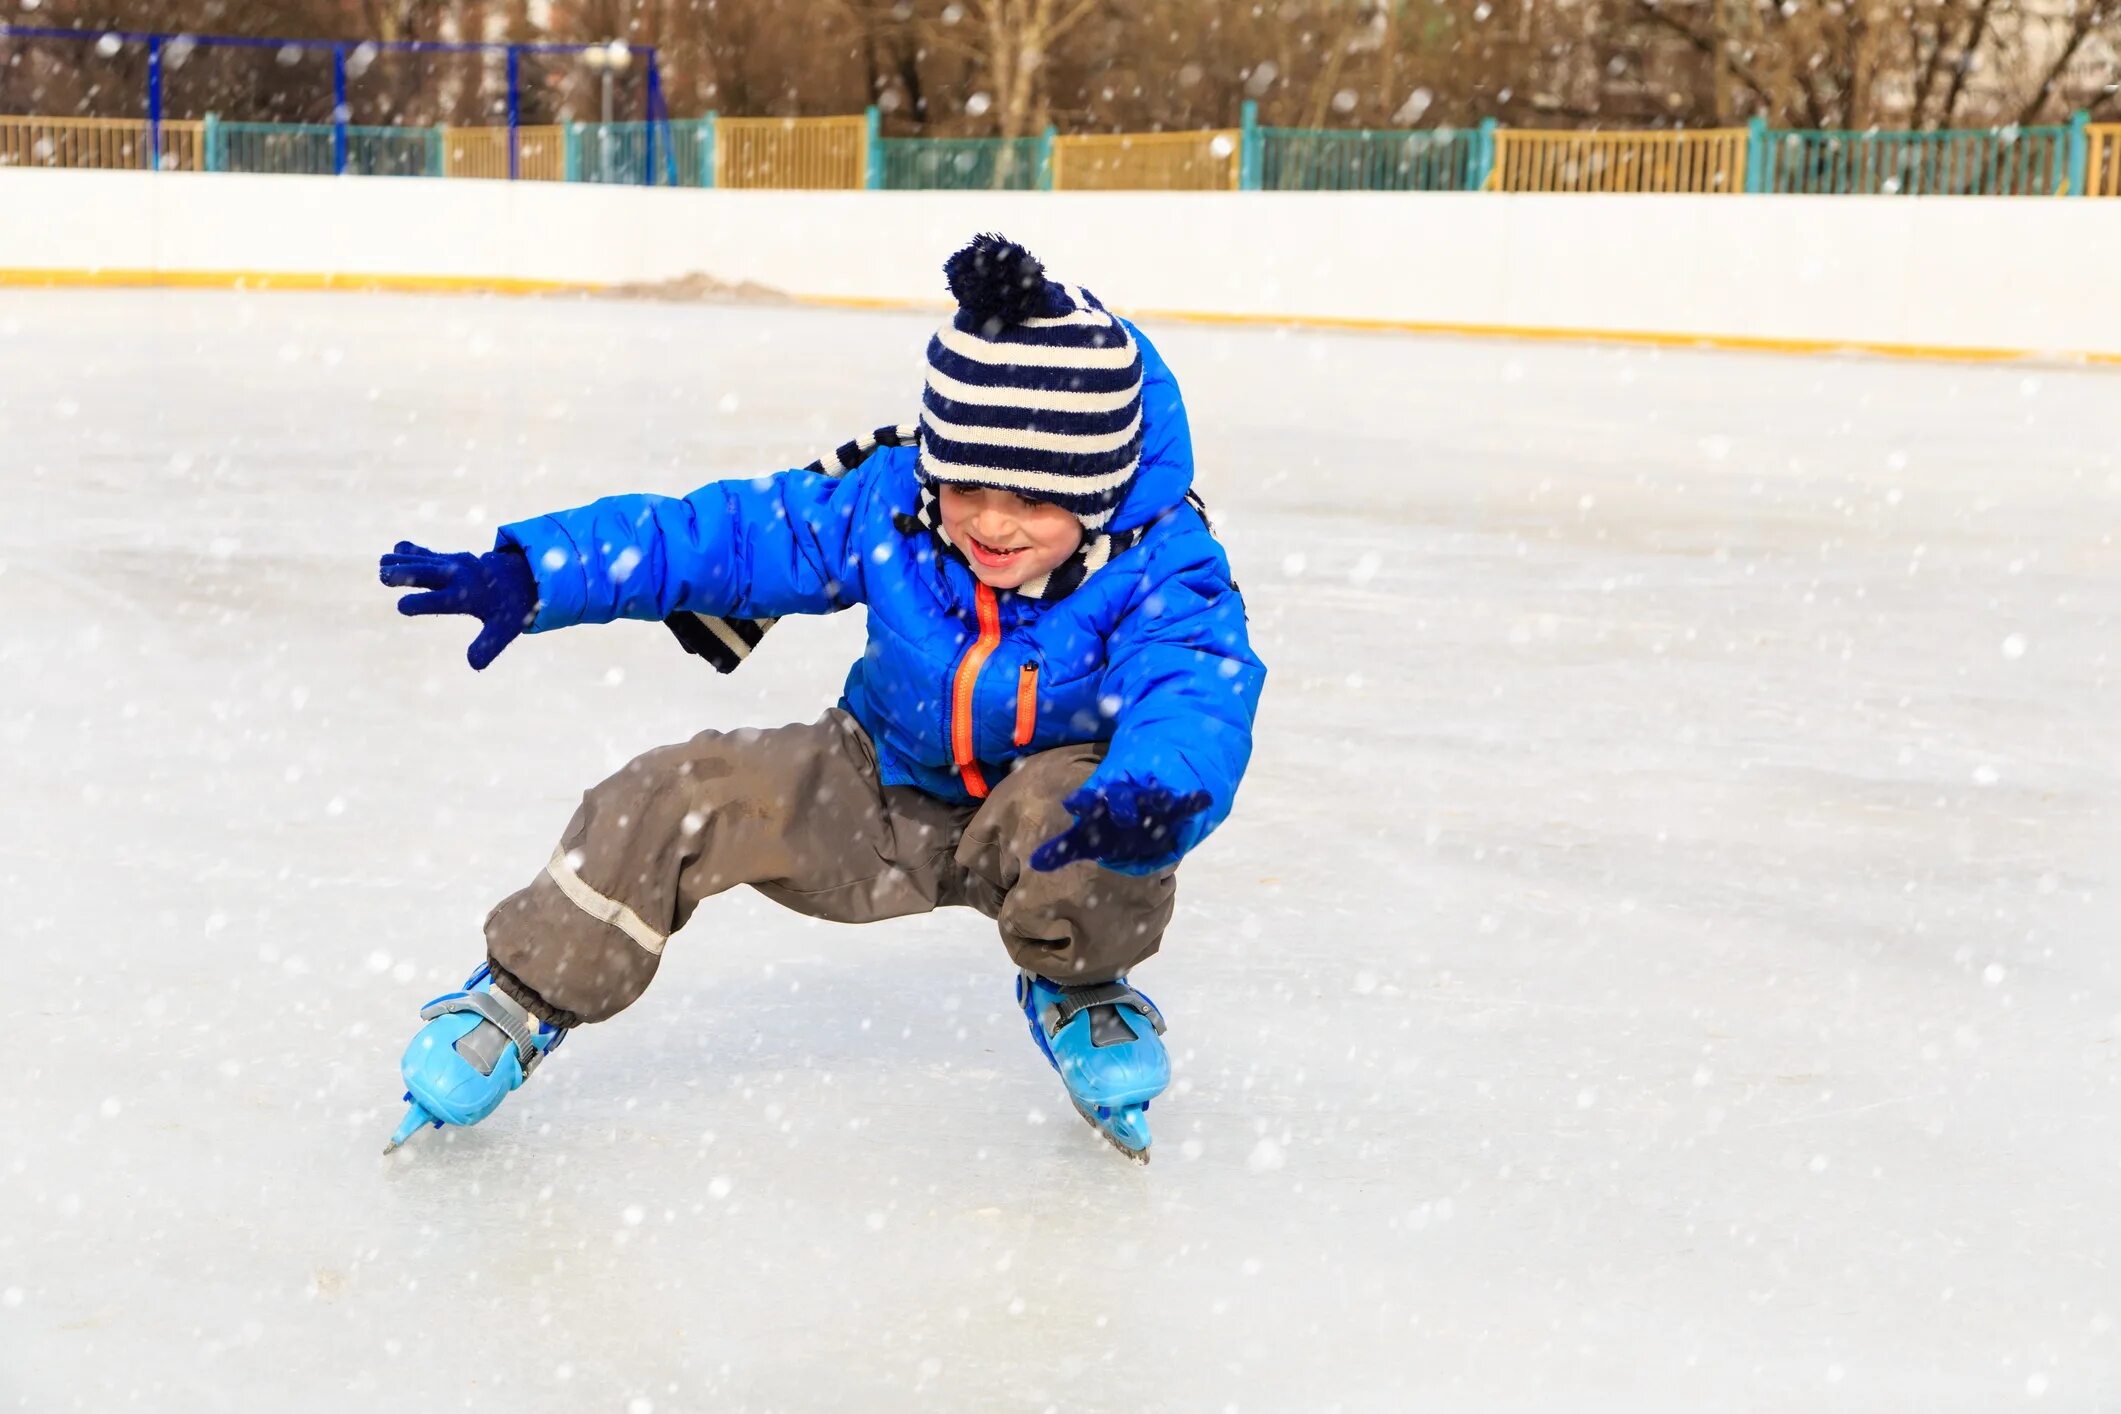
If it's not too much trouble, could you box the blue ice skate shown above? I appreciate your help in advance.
[1016,972,1169,1163]
[383,962,567,1154]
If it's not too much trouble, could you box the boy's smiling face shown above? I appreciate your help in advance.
[937,484,1084,590]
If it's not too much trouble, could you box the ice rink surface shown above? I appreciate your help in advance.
[1,288,2117,1413]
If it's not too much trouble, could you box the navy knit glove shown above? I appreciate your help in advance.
[378,541,539,671]
[1029,780,1212,875]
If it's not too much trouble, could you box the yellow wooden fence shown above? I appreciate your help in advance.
[1492,128,1748,194]
[440,126,564,182]
[715,116,867,189]
[2088,125,2121,198]
[0,116,203,172]
[1051,130,1241,191]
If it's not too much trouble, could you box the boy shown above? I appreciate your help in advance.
[377,235,1264,1161]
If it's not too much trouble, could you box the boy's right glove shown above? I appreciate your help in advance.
[1029,779,1212,877]
[378,541,539,671]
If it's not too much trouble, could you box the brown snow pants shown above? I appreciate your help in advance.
[483,709,1175,1027]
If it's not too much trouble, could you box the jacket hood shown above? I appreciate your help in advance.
[1103,320,1195,535]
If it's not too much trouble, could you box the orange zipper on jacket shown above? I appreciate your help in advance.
[949,583,1003,798]
[1013,662,1039,747]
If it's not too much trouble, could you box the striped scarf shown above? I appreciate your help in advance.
[663,424,1154,674]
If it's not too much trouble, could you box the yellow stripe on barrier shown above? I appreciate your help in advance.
[738,292,2112,364]
[714,116,867,189]
[3,266,2117,368]
[1051,130,1241,191]
[1128,306,2121,364]
[782,295,2121,366]
[0,267,601,296]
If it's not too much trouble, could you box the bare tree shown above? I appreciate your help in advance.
[7,0,2116,134]
[2009,0,2121,122]
[917,0,1107,138]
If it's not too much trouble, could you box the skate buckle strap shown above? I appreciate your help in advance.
[420,989,549,1077]
[1040,982,1165,1039]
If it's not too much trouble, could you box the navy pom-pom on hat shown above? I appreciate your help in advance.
[919,233,1144,532]
[944,232,1069,330]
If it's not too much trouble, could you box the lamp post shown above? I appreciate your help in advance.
[582,40,631,182]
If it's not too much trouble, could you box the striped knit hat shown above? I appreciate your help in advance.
[919,234,1144,532]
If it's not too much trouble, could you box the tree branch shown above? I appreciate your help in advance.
[1048,0,1105,42]
[2011,1,2113,126]
[1632,0,1785,117]
[1908,2,1946,128]
[1932,0,1998,127]
[916,22,986,65]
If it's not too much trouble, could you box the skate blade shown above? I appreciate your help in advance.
[383,1099,438,1154]
[1073,1100,1152,1164]
[1104,1131,1151,1165]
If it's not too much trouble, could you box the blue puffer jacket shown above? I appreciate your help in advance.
[496,328,1264,871]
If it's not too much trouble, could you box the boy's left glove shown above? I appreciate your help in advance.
[1030,779,1212,876]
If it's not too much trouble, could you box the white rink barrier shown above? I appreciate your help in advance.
[3,167,2118,362]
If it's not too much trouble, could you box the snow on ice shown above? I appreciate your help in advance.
[0,288,2116,1411]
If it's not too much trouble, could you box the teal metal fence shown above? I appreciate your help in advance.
[879,135,1045,190]
[206,120,333,176]
[348,127,442,177]
[565,119,712,186]
[1257,125,1479,191]
[205,119,440,177]
[1753,123,2074,195]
